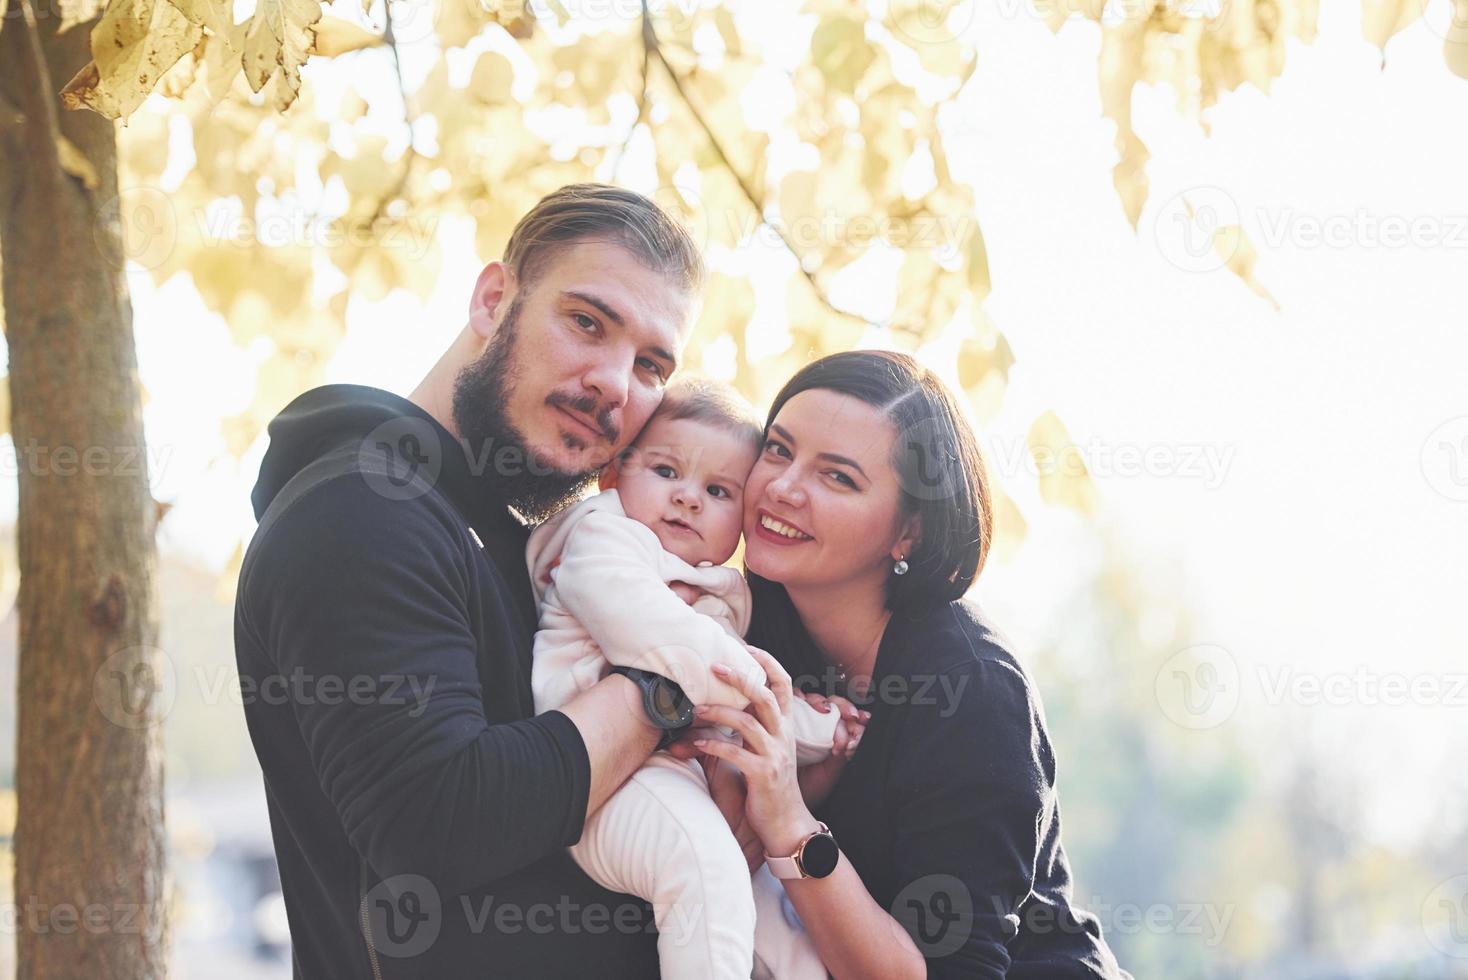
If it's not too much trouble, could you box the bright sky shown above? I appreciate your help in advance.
[6,0,1462,850]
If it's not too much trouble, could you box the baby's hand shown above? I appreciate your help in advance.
[669,580,705,606]
[796,692,869,758]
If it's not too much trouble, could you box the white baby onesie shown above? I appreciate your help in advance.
[527,489,836,980]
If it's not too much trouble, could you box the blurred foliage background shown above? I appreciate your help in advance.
[4,0,1468,976]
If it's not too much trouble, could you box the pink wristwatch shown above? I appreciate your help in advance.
[764,822,840,880]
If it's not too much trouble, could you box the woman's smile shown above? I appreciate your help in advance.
[753,509,814,544]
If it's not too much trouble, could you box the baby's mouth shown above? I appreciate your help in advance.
[663,518,699,537]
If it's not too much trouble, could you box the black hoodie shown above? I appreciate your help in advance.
[235,385,659,979]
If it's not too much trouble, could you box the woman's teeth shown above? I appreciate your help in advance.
[760,515,812,540]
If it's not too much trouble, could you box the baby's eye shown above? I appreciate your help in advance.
[652,464,677,479]
[707,484,731,499]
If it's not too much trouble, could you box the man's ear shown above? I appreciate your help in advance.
[468,261,512,341]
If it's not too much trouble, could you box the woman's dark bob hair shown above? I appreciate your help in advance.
[748,349,993,615]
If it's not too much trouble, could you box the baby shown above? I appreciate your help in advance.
[526,378,859,980]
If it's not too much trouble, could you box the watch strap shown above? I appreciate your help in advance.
[764,822,832,880]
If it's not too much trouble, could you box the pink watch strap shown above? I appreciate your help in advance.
[764,822,830,880]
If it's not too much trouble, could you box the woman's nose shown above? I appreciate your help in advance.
[767,472,806,508]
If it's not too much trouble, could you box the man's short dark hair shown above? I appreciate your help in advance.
[503,183,705,293]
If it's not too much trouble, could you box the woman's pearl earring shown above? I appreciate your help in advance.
[892,555,909,576]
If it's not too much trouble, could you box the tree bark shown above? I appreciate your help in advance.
[0,1,168,976]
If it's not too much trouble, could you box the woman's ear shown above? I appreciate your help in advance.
[893,513,922,561]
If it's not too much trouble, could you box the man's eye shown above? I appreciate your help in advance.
[638,357,666,381]
[573,313,597,333]
[652,464,676,479]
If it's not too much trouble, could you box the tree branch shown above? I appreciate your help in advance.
[611,11,652,182]
[639,0,873,329]
[360,5,418,231]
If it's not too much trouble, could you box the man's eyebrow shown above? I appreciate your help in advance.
[566,290,623,326]
[768,424,867,479]
[566,289,678,369]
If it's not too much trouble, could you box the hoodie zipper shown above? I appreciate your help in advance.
[359,860,385,980]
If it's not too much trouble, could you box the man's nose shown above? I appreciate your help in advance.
[581,355,631,413]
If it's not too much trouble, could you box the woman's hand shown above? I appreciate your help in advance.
[690,645,823,854]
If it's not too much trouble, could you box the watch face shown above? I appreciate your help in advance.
[650,678,693,728]
[799,832,840,879]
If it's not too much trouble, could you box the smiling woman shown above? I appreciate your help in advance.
[718,350,1131,979]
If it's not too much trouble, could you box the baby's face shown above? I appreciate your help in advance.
[610,415,758,567]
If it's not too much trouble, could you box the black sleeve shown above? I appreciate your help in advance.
[890,657,1056,980]
[240,472,591,897]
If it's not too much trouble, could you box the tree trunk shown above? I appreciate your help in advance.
[0,1,168,977]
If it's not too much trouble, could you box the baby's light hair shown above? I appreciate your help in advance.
[639,377,763,458]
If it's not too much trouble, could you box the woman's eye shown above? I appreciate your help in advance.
[827,471,857,489]
[764,439,790,459]
[652,464,676,479]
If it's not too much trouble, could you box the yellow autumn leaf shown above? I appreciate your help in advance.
[468,51,515,104]
[1360,0,1424,55]
[60,0,205,121]
[309,16,383,57]
[1027,410,1099,516]
[986,478,1028,565]
[1445,0,1468,80]
[56,0,109,34]
[1098,16,1149,229]
[1212,223,1280,311]
[811,14,875,95]
[242,0,325,111]
[166,0,230,34]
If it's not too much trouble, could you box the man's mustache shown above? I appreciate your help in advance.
[546,391,619,444]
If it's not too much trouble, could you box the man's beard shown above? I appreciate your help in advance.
[450,297,600,523]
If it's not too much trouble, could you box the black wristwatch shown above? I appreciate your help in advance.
[609,666,694,750]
